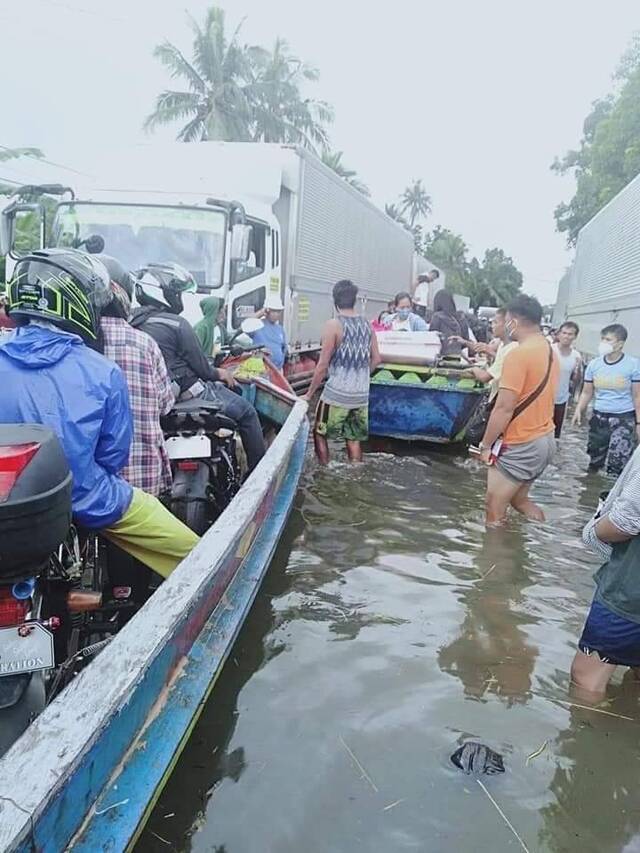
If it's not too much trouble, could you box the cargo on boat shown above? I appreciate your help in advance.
[368,331,487,443]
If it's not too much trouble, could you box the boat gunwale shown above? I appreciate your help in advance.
[0,394,308,853]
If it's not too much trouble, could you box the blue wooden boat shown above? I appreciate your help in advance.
[0,378,308,852]
[369,363,487,443]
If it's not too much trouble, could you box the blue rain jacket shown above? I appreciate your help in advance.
[0,325,133,528]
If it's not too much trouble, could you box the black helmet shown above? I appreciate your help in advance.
[7,248,111,343]
[96,254,134,319]
[134,262,197,315]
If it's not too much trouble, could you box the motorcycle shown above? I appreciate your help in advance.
[0,424,147,757]
[161,323,271,536]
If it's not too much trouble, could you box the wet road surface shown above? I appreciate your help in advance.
[138,425,640,853]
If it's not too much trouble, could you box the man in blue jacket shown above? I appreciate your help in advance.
[1,249,198,578]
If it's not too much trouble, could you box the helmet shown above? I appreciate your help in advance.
[134,262,197,315]
[264,292,284,312]
[7,248,111,343]
[96,254,134,319]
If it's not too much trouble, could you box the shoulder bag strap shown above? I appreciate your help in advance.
[510,341,553,424]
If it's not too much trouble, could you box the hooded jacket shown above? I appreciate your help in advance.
[0,325,133,528]
[193,296,226,357]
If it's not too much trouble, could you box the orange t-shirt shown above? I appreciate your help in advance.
[499,335,559,445]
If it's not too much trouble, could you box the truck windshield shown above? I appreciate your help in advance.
[51,203,226,289]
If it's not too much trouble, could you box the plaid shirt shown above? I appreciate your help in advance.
[101,317,175,496]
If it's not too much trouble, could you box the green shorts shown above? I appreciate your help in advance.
[315,400,369,442]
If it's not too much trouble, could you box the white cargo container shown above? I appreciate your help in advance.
[1,143,414,367]
[556,172,640,357]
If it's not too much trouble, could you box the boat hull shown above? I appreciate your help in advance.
[0,384,309,853]
[369,370,486,443]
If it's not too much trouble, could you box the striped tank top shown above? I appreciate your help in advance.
[321,315,372,408]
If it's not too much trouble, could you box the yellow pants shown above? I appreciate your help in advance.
[103,488,200,579]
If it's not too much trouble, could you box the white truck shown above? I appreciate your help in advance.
[554,170,640,357]
[1,142,415,377]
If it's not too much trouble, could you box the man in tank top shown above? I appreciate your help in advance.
[303,279,381,463]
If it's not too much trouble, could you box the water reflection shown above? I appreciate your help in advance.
[138,427,638,853]
[438,526,538,706]
[137,500,305,851]
[539,695,640,853]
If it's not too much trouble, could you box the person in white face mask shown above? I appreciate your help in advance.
[572,324,640,477]
[388,292,429,332]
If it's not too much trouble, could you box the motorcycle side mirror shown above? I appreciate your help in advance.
[84,234,105,254]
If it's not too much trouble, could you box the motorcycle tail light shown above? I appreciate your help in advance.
[178,461,199,472]
[0,443,40,503]
[0,586,29,628]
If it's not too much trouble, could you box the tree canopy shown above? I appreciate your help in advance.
[145,7,332,153]
[552,34,640,246]
[422,227,522,309]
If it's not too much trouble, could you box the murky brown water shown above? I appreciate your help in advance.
[138,425,640,853]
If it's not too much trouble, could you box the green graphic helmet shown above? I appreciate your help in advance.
[7,249,111,343]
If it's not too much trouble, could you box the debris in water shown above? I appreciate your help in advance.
[525,740,548,766]
[382,799,405,812]
[477,779,530,852]
[339,735,379,792]
[451,742,505,775]
[94,798,129,815]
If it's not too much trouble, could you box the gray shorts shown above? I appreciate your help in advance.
[495,432,556,484]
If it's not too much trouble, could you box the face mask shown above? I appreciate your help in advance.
[598,341,614,357]
[397,308,411,320]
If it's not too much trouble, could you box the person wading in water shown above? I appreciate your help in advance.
[303,279,381,464]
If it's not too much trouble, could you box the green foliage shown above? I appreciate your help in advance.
[464,247,523,308]
[553,34,640,246]
[422,227,522,309]
[423,226,469,292]
[321,150,370,196]
[145,7,332,153]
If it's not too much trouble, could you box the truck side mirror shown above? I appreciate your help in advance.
[230,223,252,262]
[0,201,44,256]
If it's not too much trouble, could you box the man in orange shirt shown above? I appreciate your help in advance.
[479,295,559,525]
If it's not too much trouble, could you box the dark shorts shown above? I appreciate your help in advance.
[587,410,637,477]
[578,598,640,667]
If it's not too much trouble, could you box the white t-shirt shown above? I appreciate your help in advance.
[553,344,581,405]
[413,281,429,307]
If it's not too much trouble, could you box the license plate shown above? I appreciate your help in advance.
[0,623,55,677]
[166,434,211,460]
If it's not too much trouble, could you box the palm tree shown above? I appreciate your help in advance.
[246,39,333,152]
[145,7,333,150]
[321,150,369,196]
[399,179,432,227]
[144,7,253,142]
[384,203,407,224]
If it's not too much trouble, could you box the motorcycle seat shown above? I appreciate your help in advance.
[172,399,222,414]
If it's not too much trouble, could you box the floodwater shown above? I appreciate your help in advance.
[138,426,640,853]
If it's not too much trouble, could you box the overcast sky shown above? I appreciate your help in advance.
[2,0,639,303]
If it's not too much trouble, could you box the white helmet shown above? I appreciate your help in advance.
[265,292,284,312]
